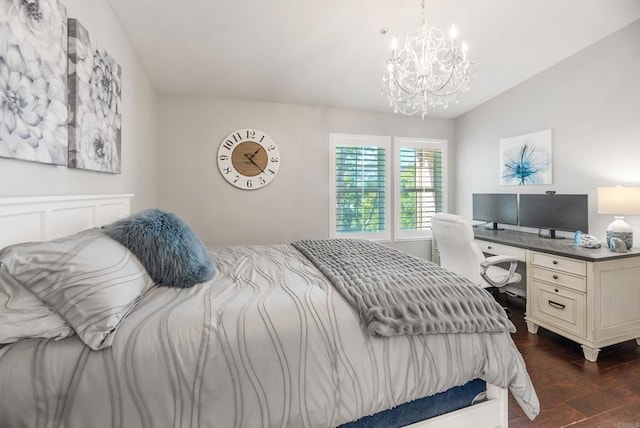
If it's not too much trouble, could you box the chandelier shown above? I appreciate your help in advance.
[382,0,474,118]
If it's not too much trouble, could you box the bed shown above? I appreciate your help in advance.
[0,194,539,427]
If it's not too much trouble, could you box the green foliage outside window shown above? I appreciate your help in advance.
[335,146,385,233]
[399,148,443,231]
[334,143,443,236]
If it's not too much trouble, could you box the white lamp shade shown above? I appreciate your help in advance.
[597,186,640,215]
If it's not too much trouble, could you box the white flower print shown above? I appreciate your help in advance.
[76,111,119,173]
[68,18,121,173]
[0,0,67,165]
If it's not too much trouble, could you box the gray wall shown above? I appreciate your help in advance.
[454,20,640,244]
[0,0,159,212]
[157,96,455,257]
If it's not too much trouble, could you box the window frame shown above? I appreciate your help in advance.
[329,133,392,241]
[393,137,448,241]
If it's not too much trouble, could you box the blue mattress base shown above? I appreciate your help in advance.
[338,378,486,428]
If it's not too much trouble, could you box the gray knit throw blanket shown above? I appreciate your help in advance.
[292,239,515,336]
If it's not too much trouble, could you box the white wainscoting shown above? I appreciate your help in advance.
[0,194,133,248]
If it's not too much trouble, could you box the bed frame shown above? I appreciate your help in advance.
[0,194,509,428]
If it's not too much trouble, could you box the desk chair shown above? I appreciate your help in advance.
[432,213,522,304]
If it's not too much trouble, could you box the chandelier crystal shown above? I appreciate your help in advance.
[382,0,475,118]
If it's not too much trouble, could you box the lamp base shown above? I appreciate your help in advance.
[606,216,633,249]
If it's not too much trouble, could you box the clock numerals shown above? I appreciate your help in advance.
[218,128,279,190]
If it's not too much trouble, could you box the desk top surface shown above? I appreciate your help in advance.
[473,228,640,262]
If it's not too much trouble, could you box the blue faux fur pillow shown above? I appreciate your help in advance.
[103,209,215,288]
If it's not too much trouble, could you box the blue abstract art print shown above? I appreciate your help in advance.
[500,130,552,186]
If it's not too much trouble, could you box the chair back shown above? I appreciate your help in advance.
[432,213,486,285]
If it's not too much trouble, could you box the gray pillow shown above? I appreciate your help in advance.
[102,209,215,288]
[0,228,153,350]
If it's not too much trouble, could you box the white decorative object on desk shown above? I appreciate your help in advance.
[606,218,632,250]
[597,186,640,249]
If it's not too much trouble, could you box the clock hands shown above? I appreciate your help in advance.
[247,148,261,161]
[244,152,266,173]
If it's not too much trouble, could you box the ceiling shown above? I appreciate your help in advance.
[106,0,640,119]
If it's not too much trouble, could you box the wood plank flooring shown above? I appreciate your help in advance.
[505,298,640,427]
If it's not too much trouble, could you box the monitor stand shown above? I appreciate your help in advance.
[542,229,565,239]
[484,222,504,231]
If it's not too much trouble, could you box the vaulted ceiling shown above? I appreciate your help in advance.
[107,0,640,118]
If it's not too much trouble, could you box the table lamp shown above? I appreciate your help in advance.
[597,186,640,249]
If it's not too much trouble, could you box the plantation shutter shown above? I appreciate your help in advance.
[329,134,392,240]
[335,145,387,234]
[398,143,444,234]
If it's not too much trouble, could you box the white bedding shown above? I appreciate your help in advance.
[0,244,539,427]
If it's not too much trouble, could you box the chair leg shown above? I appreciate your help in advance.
[484,287,511,318]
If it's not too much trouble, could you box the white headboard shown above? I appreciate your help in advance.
[0,194,133,248]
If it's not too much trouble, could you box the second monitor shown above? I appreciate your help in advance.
[519,193,588,238]
[472,193,518,230]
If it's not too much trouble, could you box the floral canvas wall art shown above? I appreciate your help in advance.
[0,0,68,165]
[68,18,122,173]
[500,129,552,186]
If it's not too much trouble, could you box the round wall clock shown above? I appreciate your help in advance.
[217,128,280,190]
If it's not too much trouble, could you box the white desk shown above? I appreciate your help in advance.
[474,229,640,362]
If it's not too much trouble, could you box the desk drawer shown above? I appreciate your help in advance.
[474,240,526,262]
[531,252,586,276]
[530,266,586,292]
[530,279,586,337]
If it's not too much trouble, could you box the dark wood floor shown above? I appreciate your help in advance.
[504,297,640,427]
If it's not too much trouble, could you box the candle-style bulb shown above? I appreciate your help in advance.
[461,41,468,60]
[449,25,458,40]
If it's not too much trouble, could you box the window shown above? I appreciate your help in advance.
[330,134,446,241]
[394,138,447,240]
[330,134,391,240]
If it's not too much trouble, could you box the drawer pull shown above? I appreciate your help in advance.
[552,260,558,265]
[553,275,559,280]
[548,300,566,310]
[487,246,492,250]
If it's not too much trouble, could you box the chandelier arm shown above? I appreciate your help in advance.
[426,66,462,93]
[391,72,420,97]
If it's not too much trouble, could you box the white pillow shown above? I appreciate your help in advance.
[0,228,154,350]
[0,264,73,344]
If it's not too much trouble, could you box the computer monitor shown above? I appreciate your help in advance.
[472,193,518,230]
[518,193,588,238]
